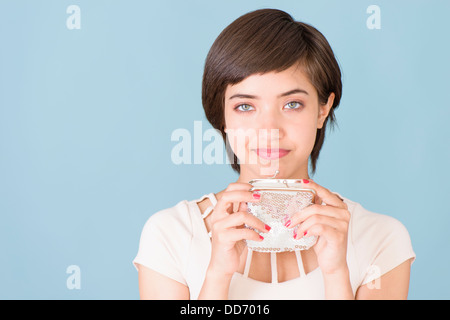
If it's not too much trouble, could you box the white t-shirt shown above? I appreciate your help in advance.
[133,191,416,299]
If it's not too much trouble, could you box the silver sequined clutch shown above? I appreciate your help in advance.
[246,178,317,252]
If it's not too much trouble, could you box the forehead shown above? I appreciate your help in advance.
[224,64,317,100]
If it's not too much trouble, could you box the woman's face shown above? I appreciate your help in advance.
[224,64,335,181]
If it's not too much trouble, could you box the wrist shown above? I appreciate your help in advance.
[322,264,350,279]
[198,267,233,300]
[206,266,234,282]
[322,265,354,300]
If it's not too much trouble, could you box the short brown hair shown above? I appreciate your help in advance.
[202,8,342,176]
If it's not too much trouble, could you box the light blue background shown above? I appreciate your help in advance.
[0,0,449,299]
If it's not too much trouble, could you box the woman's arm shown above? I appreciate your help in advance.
[323,266,354,299]
[137,182,266,300]
[197,183,268,299]
[197,268,233,300]
[288,179,353,299]
[355,259,413,299]
[137,263,190,299]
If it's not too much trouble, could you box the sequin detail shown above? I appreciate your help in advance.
[246,190,317,252]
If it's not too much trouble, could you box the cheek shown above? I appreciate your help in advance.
[224,112,255,157]
[224,110,246,131]
[287,120,318,154]
[292,122,316,139]
[225,127,255,160]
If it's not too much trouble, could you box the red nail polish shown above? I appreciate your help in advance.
[265,224,271,231]
[259,235,264,240]
[284,219,291,227]
[293,230,297,239]
[252,193,261,199]
[303,231,308,236]
[302,179,309,184]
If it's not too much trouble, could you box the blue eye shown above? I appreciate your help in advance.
[234,101,303,113]
[285,101,303,110]
[235,104,254,112]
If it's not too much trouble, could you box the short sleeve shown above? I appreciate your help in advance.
[357,213,416,285]
[133,207,191,286]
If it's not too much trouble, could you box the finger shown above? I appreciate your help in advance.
[237,201,248,213]
[301,179,347,209]
[215,188,261,216]
[296,223,347,244]
[221,190,261,213]
[225,182,254,192]
[294,215,348,239]
[219,211,270,234]
[287,204,350,228]
[225,182,257,212]
[223,228,264,243]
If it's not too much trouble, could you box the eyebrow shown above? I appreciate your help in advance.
[228,88,309,100]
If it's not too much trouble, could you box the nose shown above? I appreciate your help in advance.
[258,104,285,129]
[254,106,285,147]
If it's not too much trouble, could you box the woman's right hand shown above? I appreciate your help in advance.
[207,182,270,278]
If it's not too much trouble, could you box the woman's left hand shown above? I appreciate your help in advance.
[286,179,350,275]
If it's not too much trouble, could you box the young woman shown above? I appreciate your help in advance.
[133,8,415,300]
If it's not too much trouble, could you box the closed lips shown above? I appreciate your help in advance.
[255,149,290,159]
